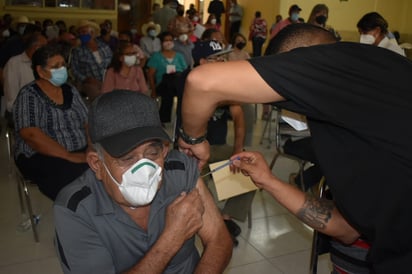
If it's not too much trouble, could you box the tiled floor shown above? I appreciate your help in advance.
[0,107,332,274]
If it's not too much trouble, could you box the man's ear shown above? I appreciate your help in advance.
[162,142,170,158]
[87,151,104,180]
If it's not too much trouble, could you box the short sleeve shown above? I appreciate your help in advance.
[13,85,43,131]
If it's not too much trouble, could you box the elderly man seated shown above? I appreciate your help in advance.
[53,90,232,273]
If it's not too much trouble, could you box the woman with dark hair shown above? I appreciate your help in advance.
[13,44,89,200]
[357,12,404,56]
[147,31,187,123]
[102,41,148,94]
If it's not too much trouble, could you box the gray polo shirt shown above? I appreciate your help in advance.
[54,150,200,274]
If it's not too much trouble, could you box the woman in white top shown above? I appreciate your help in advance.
[357,12,405,56]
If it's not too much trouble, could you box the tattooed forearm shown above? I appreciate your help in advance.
[296,195,334,230]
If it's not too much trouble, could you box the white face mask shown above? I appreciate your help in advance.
[123,55,137,67]
[103,158,162,207]
[210,19,217,25]
[193,16,199,22]
[179,33,188,42]
[2,29,10,37]
[360,34,376,45]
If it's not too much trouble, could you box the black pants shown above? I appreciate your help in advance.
[16,152,89,201]
[229,20,241,40]
[283,137,323,190]
[157,73,180,123]
[252,36,266,57]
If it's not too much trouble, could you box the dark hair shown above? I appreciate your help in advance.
[265,23,337,56]
[31,44,63,79]
[158,31,173,42]
[42,19,53,30]
[23,23,42,36]
[357,12,388,34]
[23,32,46,51]
[230,32,246,46]
[201,28,219,40]
[110,41,133,72]
[119,31,133,42]
[255,11,261,18]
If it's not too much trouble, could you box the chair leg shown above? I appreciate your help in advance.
[16,174,26,216]
[298,161,306,191]
[247,207,252,229]
[259,107,274,145]
[309,230,319,274]
[21,178,39,242]
[269,153,280,170]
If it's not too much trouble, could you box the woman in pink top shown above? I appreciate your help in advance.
[102,41,149,94]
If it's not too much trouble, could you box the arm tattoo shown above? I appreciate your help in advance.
[296,195,334,230]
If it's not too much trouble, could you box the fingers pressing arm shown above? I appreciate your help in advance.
[125,190,205,274]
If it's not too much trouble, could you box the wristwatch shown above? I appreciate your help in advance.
[178,127,207,145]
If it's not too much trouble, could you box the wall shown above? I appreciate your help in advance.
[0,0,118,30]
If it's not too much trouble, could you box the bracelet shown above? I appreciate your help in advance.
[178,127,207,145]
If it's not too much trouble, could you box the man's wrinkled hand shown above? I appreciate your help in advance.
[164,189,205,244]
[231,151,277,189]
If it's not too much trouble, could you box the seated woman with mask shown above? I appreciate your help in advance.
[13,44,89,200]
[102,41,149,94]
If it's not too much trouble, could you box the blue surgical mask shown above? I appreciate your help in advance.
[49,66,68,86]
[79,33,91,45]
[291,13,299,22]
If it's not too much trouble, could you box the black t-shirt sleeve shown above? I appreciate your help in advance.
[249,42,412,160]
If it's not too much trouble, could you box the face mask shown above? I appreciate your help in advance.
[2,29,10,37]
[130,29,138,35]
[103,158,162,207]
[49,66,68,86]
[163,41,174,50]
[315,15,327,25]
[79,33,92,45]
[235,41,246,50]
[148,29,157,37]
[100,28,108,36]
[123,55,137,67]
[193,16,199,22]
[360,34,375,45]
[210,19,217,25]
[18,25,26,35]
[291,13,299,22]
[179,33,188,42]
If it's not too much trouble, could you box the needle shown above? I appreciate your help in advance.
[202,157,240,177]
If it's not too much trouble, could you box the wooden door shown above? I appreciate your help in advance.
[117,0,151,33]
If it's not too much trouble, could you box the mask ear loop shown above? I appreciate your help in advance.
[94,143,122,187]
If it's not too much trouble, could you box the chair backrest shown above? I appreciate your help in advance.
[273,107,311,154]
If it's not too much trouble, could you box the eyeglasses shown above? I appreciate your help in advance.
[114,141,164,168]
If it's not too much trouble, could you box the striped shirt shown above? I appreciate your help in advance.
[70,39,112,82]
[13,82,88,158]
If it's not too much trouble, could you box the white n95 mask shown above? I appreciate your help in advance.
[360,34,375,45]
[103,158,162,207]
